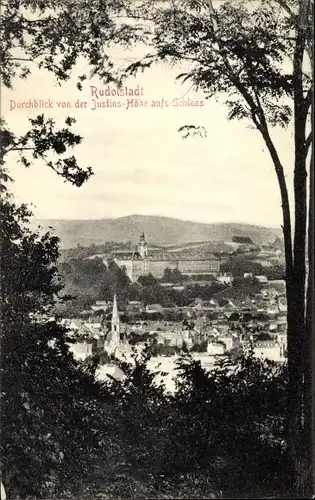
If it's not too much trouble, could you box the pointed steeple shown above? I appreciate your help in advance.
[111,293,120,340]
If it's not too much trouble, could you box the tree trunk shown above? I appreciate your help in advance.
[284,1,313,496]
[207,0,313,493]
[303,98,314,497]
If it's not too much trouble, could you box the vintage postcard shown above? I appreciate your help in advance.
[0,0,314,499]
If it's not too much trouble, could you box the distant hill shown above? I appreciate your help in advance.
[32,214,282,249]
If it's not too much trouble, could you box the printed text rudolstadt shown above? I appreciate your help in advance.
[8,85,205,111]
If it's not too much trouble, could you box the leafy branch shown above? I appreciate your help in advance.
[0,115,93,187]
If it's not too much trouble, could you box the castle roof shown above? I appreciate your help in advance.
[113,250,142,260]
[173,253,219,261]
[146,251,176,261]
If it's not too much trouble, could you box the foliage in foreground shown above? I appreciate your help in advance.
[99,349,290,499]
[2,335,292,499]
[0,196,108,498]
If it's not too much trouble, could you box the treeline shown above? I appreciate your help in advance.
[221,256,285,280]
[57,260,225,311]
[232,235,254,244]
[59,241,133,262]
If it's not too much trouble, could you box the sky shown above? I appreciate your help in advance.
[2,44,295,229]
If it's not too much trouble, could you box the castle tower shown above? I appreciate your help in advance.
[138,232,148,258]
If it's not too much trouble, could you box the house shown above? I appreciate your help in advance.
[269,321,278,331]
[95,300,108,306]
[190,298,220,311]
[84,321,102,331]
[61,317,103,360]
[69,339,94,360]
[89,300,110,312]
[60,318,98,339]
[217,273,233,285]
[255,275,269,284]
[207,340,226,356]
[211,325,230,338]
[91,304,107,312]
[267,305,279,316]
[244,272,253,279]
[253,341,285,361]
[155,329,193,348]
[146,304,164,313]
[220,334,240,351]
[126,301,143,313]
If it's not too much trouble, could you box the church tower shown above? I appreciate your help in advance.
[111,293,120,344]
[104,293,132,357]
[138,232,148,258]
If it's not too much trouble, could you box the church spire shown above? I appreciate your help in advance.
[111,293,120,340]
[104,293,121,354]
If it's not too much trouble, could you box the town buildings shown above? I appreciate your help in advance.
[64,273,287,369]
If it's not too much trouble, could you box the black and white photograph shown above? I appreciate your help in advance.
[0,0,314,498]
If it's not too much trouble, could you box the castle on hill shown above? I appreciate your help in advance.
[111,233,220,283]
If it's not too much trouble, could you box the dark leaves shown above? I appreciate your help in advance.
[120,0,311,130]
[1,116,93,187]
[178,125,207,139]
[226,100,251,121]
[1,0,138,88]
